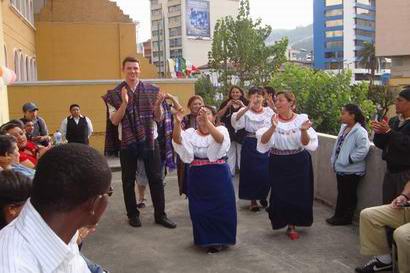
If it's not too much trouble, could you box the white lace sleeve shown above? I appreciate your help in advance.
[299,114,319,151]
[304,127,319,151]
[231,108,246,131]
[256,127,273,153]
[172,129,195,163]
[207,126,231,162]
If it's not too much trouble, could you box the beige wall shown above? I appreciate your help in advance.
[0,3,10,124]
[7,79,196,152]
[376,0,410,57]
[1,0,36,75]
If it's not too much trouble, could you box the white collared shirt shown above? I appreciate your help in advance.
[0,200,91,273]
[59,115,94,140]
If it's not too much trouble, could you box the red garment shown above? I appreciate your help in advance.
[19,141,38,166]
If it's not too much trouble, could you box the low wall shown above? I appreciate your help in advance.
[8,79,196,152]
[312,133,386,213]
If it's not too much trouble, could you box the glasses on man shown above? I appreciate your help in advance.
[99,186,114,198]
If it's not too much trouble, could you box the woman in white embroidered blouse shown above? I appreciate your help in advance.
[231,87,274,211]
[257,91,318,240]
[172,106,237,253]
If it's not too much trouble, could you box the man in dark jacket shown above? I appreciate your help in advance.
[372,87,410,204]
[60,104,93,145]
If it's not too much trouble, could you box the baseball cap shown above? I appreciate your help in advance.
[22,102,39,112]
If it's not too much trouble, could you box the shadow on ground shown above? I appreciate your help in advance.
[82,171,368,273]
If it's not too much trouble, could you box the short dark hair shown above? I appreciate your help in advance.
[0,135,17,156]
[264,86,276,96]
[0,170,33,229]
[248,86,265,97]
[122,56,140,69]
[31,144,112,214]
[69,104,80,111]
[0,120,24,135]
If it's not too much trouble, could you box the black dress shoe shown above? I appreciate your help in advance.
[129,216,142,227]
[326,216,352,226]
[155,217,177,229]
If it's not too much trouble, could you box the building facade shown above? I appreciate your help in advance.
[375,0,410,88]
[150,0,239,75]
[2,0,37,83]
[313,0,388,82]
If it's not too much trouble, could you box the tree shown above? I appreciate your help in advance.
[208,0,288,91]
[368,85,395,118]
[357,41,386,90]
[194,75,221,106]
[270,64,376,135]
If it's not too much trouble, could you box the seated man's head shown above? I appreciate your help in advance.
[0,135,20,169]
[22,119,35,135]
[0,120,27,149]
[0,170,32,229]
[22,102,39,121]
[30,144,112,229]
[396,87,410,116]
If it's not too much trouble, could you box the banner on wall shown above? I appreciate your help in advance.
[186,0,210,39]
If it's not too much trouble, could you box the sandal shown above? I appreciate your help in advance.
[286,226,300,240]
[249,205,260,212]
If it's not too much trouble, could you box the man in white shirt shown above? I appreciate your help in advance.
[0,144,112,273]
[60,104,93,145]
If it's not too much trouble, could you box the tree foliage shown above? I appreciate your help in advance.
[357,41,386,90]
[194,75,221,106]
[208,0,288,91]
[270,64,377,135]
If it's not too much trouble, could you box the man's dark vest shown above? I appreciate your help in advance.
[66,116,89,144]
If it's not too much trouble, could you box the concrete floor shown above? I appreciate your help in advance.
[82,171,370,273]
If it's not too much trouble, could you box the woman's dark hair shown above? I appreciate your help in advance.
[343,103,366,128]
[69,104,80,111]
[203,105,217,116]
[248,86,265,97]
[0,120,24,135]
[219,86,249,110]
[0,170,33,229]
[0,135,17,156]
[187,95,204,108]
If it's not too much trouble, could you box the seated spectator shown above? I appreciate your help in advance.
[0,144,112,272]
[0,120,49,168]
[21,102,51,146]
[22,119,35,141]
[0,170,32,229]
[355,181,410,273]
[0,135,35,179]
[60,104,94,145]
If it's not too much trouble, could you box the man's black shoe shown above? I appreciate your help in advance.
[326,216,352,226]
[155,217,177,229]
[128,216,142,227]
[355,258,392,273]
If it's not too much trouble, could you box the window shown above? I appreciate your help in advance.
[356,8,375,17]
[326,41,343,48]
[356,0,375,6]
[355,29,375,38]
[325,51,343,59]
[169,27,182,37]
[151,8,162,17]
[326,62,343,70]
[169,38,182,48]
[3,46,7,67]
[168,5,181,13]
[10,0,34,24]
[355,40,366,47]
[152,19,162,26]
[326,30,343,38]
[14,50,20,82]
[326,19,343,27]
[325,9,343,17]
[152,51,163,58]
[326,0,343,6]
[169,16,181,25]
[20,53,26,82]
[355,18,375,28]
[170,49,183,59]
[25,56,30,81]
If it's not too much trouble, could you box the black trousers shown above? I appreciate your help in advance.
[120,140,165,220]
[334,174,362,220]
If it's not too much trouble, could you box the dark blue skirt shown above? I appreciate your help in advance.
[239,137,270,200]
[268,150,314,229]
[188,163,237,247]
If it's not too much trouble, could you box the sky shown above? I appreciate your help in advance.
[112,0,313,43]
